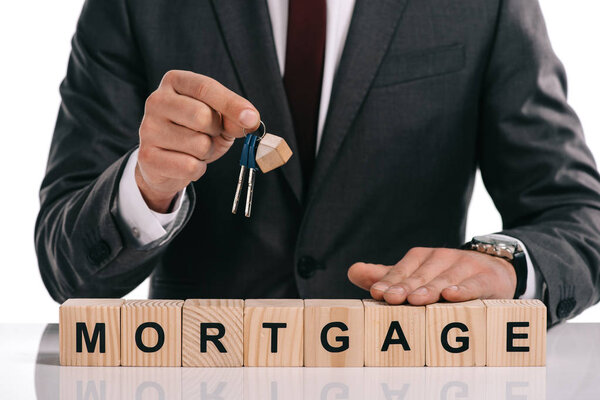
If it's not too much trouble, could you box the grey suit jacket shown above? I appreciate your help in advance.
[36,0,600,326]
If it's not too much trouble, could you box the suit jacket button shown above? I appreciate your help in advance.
[556,297,576,319]
[297,256,320,279]
[88,240,111,266]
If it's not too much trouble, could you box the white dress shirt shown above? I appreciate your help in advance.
[116,0,541,299]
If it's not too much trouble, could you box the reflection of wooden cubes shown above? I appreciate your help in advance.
[59,365,121,400]
[483,299,546,366]
[245,367,304,400]
[59,298,124,366]
[121,300,183,367]
[304,368,364,399]
[426,366,487,399]
[255,133,293,173]
[363,300,425,366]
[182,299,244,367]
[426,300,486,366]
[183,367,243,400]
[243,299,304,366]
[485,366,546,399]
[304,299,364,367]
[120,367,181,399]
[364,367,425,399]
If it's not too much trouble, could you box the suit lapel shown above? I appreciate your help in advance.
[308,0,409,199]
[210,0,304,203]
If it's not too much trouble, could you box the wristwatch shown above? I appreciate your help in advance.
[461,235,528,298]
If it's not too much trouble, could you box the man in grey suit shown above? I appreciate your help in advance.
[36,0,600,327]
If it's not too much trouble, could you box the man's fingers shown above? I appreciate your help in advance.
[347,262,390,291]
[405,263,476,305]
[370,248,431,302]
[138,146,207,183]
[441,274,493,303]
[153,91,223,135]
[383,253,459,304]
[163,70,260,135]
[143,118,216,161]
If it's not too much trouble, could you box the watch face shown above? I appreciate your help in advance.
[472,235,523,257]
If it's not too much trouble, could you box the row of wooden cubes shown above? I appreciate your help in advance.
[59,298,546,367]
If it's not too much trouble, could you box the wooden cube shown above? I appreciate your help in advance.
[243,299,304,366]
[59,298,124,366]
[426,300,486,366]
[121,300,183,367]
[255,133,293,173]
[304,299,364,367]
[363,300,425,366]
[182,299,244,367]
[483,299,546,366]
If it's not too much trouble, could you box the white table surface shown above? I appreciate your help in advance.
[0,322,598,399]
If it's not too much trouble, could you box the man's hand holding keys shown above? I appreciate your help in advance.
[136,70,261,213]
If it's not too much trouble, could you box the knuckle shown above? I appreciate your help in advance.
[407,247,427,257]
[144,92,161,111]
[183,157,200,176]
[408,273,427,286]
[161,70,179,86]
[137,146,153,166]
[194,76,214,100]
[433,248,454,258]
[139,117,158,137]
[196,134,212,156]
[192,106,211,128]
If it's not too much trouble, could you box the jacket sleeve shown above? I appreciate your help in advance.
[478,0,600,325]
[35,0,195,304]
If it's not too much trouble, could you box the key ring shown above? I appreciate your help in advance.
[243,120,267,140]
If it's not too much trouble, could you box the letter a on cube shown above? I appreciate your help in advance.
[304,299,364,367]
[121,300,183,367]
[182,299,244,367]
[59,298,124,366]
[363,300,425,366]
[483,299,546,366]
[426,300,486,366]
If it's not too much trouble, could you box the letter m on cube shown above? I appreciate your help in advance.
[59,299,124,366]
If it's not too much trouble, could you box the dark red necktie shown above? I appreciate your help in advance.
[283,0,327,185]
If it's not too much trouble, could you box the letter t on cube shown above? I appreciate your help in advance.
[59,298,124,366]
[243,299,304,366]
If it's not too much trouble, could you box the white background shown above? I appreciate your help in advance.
[0,0,598,323]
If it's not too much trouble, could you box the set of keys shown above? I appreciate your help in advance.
[232,121,292,217]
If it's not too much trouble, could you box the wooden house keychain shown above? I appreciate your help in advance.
[231,121,293,217]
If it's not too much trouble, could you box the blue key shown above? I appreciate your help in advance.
[232,133,260,217]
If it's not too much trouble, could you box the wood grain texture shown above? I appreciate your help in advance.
[304,299,364,367]
[59,298,124,366]
[363,299,425,366]
[243,299,304,366]
[121,300,183,367]
[182,299,244,367]
[256,133,293,173]
[483,299,546,366]
[426,300,486,366]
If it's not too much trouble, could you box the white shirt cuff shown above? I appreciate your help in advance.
[116,149,186,245]
[486,233,541,300]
